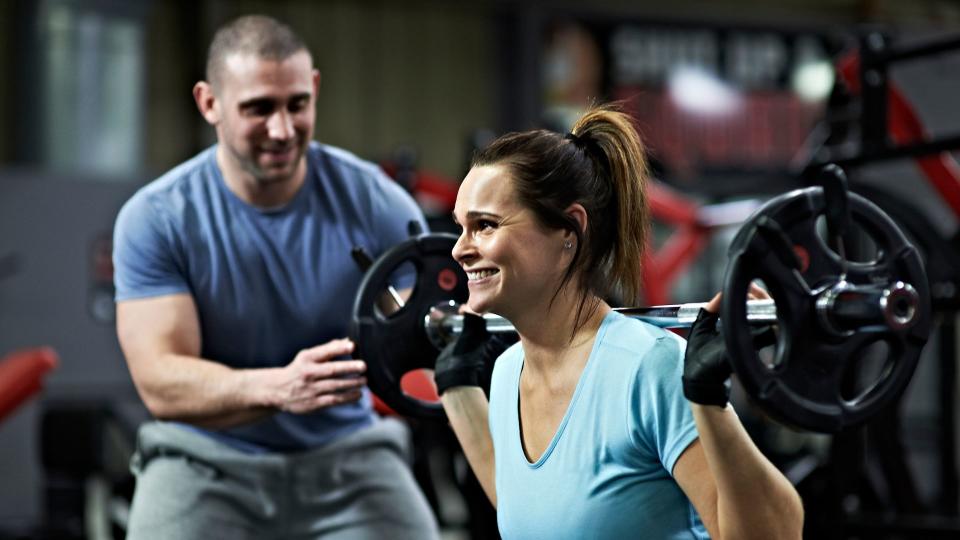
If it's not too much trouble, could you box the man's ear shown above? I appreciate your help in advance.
[193,81,219,125]
[314,70,321,95]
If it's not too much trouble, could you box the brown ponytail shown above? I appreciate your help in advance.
[471,103,650,333]
[568,105,649,305]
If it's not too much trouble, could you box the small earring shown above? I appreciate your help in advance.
[564,241,573,250]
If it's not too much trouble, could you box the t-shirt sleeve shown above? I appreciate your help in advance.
[112,193,190,301]
[629,332,699,476]
[487,342,522,457]
[370,167,430,245]
[368,167,430,290]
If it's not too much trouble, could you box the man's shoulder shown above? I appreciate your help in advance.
[307,142,418,213]
[309,142,384,182]
[134,147,216,205]
[152,146,217,194]
[117,146,217,228]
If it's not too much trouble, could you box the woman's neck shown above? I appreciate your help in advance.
[512,289,611,376]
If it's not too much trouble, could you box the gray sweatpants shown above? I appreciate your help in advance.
[125,418,439,539]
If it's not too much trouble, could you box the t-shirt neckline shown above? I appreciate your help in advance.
[209,144,313,216]
[516,310,618,468]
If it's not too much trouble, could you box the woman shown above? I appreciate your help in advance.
[435,105,803,539]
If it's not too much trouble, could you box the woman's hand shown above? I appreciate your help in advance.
[434,313,510,396]
[682,282,772,407]
[682,307,732,408]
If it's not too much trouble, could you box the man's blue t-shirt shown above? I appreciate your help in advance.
[112,142,428,452]
[489,311,708,539]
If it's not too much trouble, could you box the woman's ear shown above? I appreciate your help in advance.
[565,203,588,238]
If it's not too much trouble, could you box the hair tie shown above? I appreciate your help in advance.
[564,131,609,176]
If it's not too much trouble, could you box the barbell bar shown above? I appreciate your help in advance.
[423,281,920,350]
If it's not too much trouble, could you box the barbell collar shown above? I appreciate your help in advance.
[816,280,919,335]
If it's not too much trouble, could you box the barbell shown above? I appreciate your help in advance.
[424,281,919,348]
[350,174,932,432]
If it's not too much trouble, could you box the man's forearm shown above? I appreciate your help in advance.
[133,352,278,429]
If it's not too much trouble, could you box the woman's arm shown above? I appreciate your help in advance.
[434,312,506,506]
[442,387,497,506]
[674,407,803,540]
[675,288,803,539]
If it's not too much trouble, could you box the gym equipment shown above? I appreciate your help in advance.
[0,347,59,424]
[722,170,930,431]
[352,234,468,418]
[350,176,931,431]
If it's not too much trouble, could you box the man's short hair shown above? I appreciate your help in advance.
[206,15,309,90]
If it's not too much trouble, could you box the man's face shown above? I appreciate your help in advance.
[212,50,318,186]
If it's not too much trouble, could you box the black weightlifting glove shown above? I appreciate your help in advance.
[682,309,733,408]
[434,313,512,396]
[682,308,778,407]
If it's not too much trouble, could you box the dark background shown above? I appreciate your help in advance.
[2,0,960,537]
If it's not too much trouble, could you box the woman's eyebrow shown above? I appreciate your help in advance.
[466,211,502,220]
[451,210,502,224]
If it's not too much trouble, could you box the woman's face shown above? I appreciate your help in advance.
[452,164,572,319]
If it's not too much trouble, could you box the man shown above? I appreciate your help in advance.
[113,14,439,539]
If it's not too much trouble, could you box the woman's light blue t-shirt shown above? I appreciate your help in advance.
[489,311,708,539]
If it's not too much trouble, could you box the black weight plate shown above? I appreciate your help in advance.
[350,234,466,419]
[722,187,931,432]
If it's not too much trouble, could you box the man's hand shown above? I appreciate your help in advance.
[435,313,510,396]
[267,339,368,413]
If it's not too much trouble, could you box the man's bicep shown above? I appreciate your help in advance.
[116,293,201,370]
[113,195,191,301]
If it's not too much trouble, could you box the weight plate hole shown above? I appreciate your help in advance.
[814,215,881,265]
[747,279,782,371]
[840,339,893,404]
[374,259,419,319]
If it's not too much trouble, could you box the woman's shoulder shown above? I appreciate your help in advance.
[597,312,686,376]
[495,340,524,370]
[488,340,523,407]
[602,312,684,353]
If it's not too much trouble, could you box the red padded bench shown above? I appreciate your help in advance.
[0,346,59,424]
